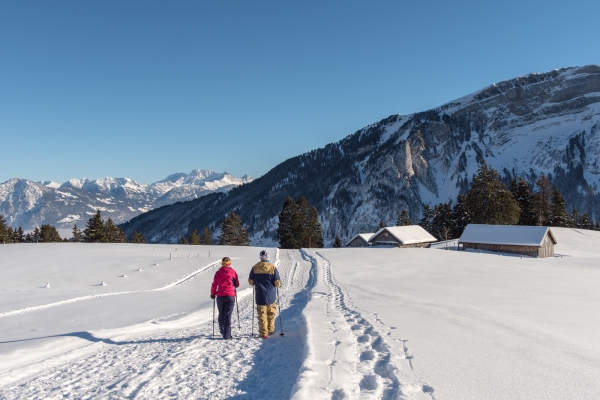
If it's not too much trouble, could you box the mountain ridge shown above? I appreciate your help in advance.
[121,65,600,245]
[0,169,252,230]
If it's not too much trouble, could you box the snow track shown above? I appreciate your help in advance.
[0,250,315,399]
[293,250,433,400]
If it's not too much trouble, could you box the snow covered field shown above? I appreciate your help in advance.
[1,228,599,399]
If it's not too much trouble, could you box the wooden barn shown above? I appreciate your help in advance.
[458,224,557,258]
[368,226,437,248]
[344,233,374,248]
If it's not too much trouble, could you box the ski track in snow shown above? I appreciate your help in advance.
[293,250,434,400]
[0,259,224,319]
[0,249,315,399]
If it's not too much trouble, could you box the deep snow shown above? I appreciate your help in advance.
[1,227,599,399]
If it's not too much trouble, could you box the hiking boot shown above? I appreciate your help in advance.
[261,335,268,339]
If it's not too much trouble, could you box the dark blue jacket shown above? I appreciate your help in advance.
[248,260,281,305]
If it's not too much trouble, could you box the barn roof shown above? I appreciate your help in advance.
[458,224,557,246]
[369,226,437,245]
[344,233,374,247]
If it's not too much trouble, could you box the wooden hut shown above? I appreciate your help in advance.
[458,224,557,258]
[344,233,374,248]
[368,226,437,248]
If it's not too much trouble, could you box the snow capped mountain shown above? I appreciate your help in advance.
[0,170,252,230]
[121,65,600,245]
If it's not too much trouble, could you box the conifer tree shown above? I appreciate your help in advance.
[548,187,569,227]
[451,194,469,238]
[219,212,249,246]
[190,229,200,245]
[580,214,593,230]
[84,209,105,242]
[15,227,24,243]
[305,206,324,248]
[432,203,453,241]
[181,236,189,245]
[533,173,552,225]
[40,224,62,242]
[7,227,14,243]
[25,233,32,243]
[466,164,520,225]
[0,214,7,243]
[570,208,581,228]
[32,227,41,243]
[116,227,127,243]
[396,209,412,226]
[378,220,386,231]
[72,224,82,242]
[104,218,120,243]
[277,197,298,249]
[333,235,343,248]
[132,231,146,244]
[418,205,434,234]
[511,177,537,225]
[201,226,213,245]
[296,196,312,247]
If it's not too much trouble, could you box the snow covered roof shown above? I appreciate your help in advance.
[458,224,557,246]
[369,226,437,245]
[344,233,374,247]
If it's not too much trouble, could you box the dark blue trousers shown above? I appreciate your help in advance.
[216,296,235,339]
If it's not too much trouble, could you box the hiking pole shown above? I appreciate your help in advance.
[212,296,216,339]
[276,287,284,336]
[251,286,255,338]
[234,286,241,330]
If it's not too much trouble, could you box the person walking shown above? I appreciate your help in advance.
[249,250,281,339]
[211,257,240,339]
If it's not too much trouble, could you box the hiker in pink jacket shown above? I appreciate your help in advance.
[210,257,240,339]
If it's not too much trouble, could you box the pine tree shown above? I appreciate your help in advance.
[72,224,82,242]
[201,226,213,245]
[181,237,189,244]
[533,173,552,226]
[333,235,343,248]
[7,227,14,243]
[32,227,41,243]
[295,196,311,247]
[305,206,324,248]
[432,203,453,241]
[396,209,412,226]
[451,194,469,238]
[378,220,386,231]
[277,197,298,249]
[190,229,200,245]
[418,205,434,234]
[219,212,249,246]
[116,227,127,243]
[580,214,593,230]
[0,214,7,243]
[16,227,24,243]
[548,187,569,227]
[132,231,146,244]
[84,209,105,242]
[466,164,520,225]
[104,218,120,243]
[40,224,62,242]
[570,208,581,228]
[511,177,537,225]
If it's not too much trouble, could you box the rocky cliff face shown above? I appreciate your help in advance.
[0,170,252,230]
[120,65,600,244]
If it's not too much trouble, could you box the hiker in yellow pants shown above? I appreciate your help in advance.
[248,250,281,339]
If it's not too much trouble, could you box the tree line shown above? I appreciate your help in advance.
[0,215,64,243]
[417,163,600,241]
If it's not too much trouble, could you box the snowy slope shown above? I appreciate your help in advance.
[0,169,252,231]
[1,228,600,399]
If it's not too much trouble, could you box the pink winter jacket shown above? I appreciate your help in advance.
[211,267,240,297]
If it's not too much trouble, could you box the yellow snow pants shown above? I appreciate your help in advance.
[257,302,277,337]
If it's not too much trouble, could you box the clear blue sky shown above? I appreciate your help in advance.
[1,1,599,184]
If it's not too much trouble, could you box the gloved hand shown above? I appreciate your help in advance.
[210,294,216,299]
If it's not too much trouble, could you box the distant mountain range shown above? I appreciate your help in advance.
[121,65,600,245]
[0,170,252,230]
